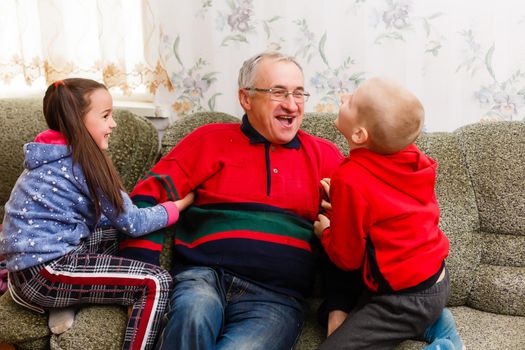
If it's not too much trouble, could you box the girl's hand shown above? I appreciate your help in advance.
[175,192,195,211]
[313,213,330,239]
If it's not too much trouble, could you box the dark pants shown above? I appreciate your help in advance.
[319,270,450,350]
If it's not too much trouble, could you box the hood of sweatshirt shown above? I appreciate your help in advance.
[348,144,437,204]
[24,130,71,170]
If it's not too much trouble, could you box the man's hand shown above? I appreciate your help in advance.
[314,213,330,239]
[327,310,348,336]
[174,192,195,212]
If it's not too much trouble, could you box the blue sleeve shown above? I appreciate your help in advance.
[100,191,169,237]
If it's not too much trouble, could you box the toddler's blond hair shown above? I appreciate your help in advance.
[357,77,424,154]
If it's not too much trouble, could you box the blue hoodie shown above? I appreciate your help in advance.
[0,130,178,271]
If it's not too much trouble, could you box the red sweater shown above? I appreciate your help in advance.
[320,144,449,293]
[121,117,343,298]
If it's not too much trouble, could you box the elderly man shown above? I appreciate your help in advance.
[120,51,344,349]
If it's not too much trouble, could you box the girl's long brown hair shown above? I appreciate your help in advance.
[43,78,125,218]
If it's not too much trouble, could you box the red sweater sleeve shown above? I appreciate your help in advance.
[320,175,369,271]
[121,125,225,265]
[131,125,225,203]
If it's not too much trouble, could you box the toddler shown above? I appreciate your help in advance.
[314,77,464,350]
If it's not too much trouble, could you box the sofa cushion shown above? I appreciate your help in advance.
[0,99,47,221]
[458,121,525,235]
[416,132,481,306]
[468,264,525,316]
[0,293,49,348]
[50,305,126,350]
[435,306,525,349]
[457,122,525,316]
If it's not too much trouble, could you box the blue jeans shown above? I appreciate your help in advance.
[156,266,305,350]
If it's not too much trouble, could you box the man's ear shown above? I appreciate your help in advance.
[351,127,368,145]
[239,89,252,111]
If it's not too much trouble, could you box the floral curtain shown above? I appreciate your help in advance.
[1,0,525,132]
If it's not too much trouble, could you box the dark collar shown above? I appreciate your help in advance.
[240,114,300,149]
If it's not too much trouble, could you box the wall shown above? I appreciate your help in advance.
[146,0,525,131]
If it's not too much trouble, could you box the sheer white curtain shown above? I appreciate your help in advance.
[1,0,525,131]
[0,0,158,98]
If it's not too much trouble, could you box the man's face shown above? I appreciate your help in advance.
[239,59,305,144]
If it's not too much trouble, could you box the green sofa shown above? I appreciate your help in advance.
[0,101,524,349]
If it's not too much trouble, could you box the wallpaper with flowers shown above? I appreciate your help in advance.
[2,0,525,132]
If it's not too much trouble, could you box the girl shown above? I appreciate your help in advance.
[0,78,193,350]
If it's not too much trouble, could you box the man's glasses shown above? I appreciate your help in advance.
[244,87,310,103]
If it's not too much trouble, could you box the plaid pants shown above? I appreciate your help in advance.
[9,228,172,350]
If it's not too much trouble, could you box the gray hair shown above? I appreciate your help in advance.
[238,52,303,90]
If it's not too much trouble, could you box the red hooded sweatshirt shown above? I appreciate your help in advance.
[320,144,449,293]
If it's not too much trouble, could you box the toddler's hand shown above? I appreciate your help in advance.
[320,199,332,212]
[320,178,331,200]
[313,213,330,239]
[319,178,332,214]
[175,192,195,212]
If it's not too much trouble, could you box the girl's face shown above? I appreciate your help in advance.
[83,89,116,150]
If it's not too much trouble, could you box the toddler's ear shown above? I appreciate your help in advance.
[351,126,368,145]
